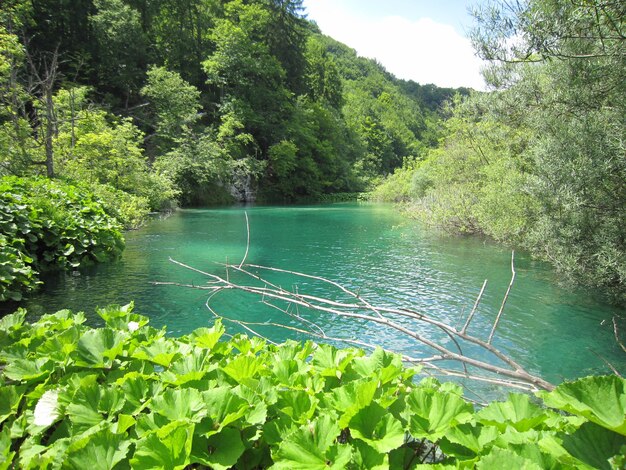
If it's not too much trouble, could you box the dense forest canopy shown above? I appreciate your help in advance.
[0,0,454,210]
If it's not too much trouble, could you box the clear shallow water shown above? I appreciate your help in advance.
[14,203,625,396]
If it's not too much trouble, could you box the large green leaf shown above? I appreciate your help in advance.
[132,337,179,367]
[3,358,54,382]
[538,376,626,435]
[350,347,403,384]
[561,422,626,470]
[201,386,249,432]
[190,427,245,470]
[0,385,25,425]
[349,402,406,453]
[406,386,474,440]
[271,356,309,387]
[161,348,212,385]
[311,343,355,379]
[151,388,206,423]
[0,310,26,332]
[188,319,225,350]
[477,393,550,432]
[97,303,149,332]
[328,379,378,429]
[34,310,84,332]
[438,423,499,458]
[276,390,318,424]
[273,415,351,470]
[231,384,268,426]
[64,427,131,470]
[63,375,124,434]
[0,426,15,470]
[37,326,80,364]
[352,440,388,470]
[116,373,153,415]
[75,329,126,367]
[222,355,265,383]
[130,420,194,469]
[476,448,543,469]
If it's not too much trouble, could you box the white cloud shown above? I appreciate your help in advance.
[305,2,486,90]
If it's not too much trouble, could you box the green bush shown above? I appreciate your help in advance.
[0,176,124,300]
[370,158,422,203]
[0,304,624,468]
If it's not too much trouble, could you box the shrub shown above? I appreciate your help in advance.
[0,176,124,300]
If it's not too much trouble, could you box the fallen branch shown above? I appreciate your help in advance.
[155,216,554,392]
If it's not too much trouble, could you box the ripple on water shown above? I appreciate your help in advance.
[15,203,625,397]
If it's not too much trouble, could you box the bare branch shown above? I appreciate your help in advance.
[159,253,553,392]
[238,212,250,269]
[613,316,626,354]
[488,251,515,344]
[462,279,488,334]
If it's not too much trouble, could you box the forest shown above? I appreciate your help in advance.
[0,0,464,301]
[0,0,454,209]
[1,0,626,467]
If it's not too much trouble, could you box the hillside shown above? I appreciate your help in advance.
[0,0,467,209]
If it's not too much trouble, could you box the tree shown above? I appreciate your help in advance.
[140,65,202,154]
[53,86,176,210]
[149,0,221,87]
[90,0,148,108]
[262,0,308,93]
[304,36,343,110]
[465,0,626,299]
[203,0,292,152]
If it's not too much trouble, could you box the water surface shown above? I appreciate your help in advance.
[17,203,625,397]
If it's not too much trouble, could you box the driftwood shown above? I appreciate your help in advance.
[155,214,555,394]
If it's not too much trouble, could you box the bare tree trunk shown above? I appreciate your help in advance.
[24,41,61,178]
[44,84,55,178]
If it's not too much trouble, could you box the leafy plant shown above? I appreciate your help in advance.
[0,304,624,468]
[0,176,124,301]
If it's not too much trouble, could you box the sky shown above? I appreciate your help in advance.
[301,0,486,90]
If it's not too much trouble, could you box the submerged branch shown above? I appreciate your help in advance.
[155,216,554,392]
[157,255,553,392]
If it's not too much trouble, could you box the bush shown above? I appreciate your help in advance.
[0,304,624,468]
[369,158,421,203]
[0,176,124,300]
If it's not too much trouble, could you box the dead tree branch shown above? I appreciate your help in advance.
[154,214,555,392]
[157,257,553,392]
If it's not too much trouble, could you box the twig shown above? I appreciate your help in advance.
[488,251,515,344]
[462,279,488,334]
[589,349,622,378]
[613,316,626,354]
[238,212,250,269]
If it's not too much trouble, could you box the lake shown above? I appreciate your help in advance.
[16,203,625,399]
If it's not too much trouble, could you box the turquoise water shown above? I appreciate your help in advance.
[16,203,625,396]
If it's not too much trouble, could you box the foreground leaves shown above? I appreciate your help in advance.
[0,305,624,468]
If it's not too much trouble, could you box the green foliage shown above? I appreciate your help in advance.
[0,177,124,301]
[370,157,422,203]
[0,236,39,302]
[0,304,624,468]
[384,0,626,302]
[90,0,146,102]
[2,0,453,205]
[53,87,178,213]
[141,66,202,151]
